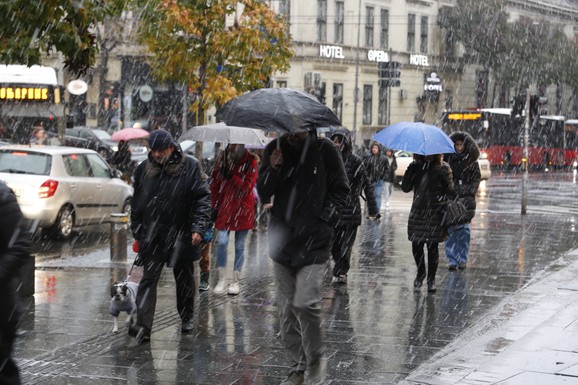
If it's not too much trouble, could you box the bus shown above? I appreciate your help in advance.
[441,108,578,170]
[0,65,64,143]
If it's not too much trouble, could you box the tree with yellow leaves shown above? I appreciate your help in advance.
[138,0,293,125]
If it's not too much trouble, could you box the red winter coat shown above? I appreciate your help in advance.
[211,150,257,231]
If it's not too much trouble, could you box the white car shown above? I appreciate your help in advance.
[0,145,133,238]
[394,150,491,183]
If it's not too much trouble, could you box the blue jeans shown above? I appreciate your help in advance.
[216,230,248,272]
[373,180,384,210]
[445,223,471,267]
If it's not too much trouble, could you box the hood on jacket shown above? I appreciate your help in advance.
[329,127,352,154]
[449,131,480,162]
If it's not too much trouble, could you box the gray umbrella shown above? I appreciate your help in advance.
[179,122,269,146]
[215,88,341,133]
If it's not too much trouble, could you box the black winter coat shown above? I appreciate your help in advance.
[0,182,31,343]
[444,132,481,223]
[384,155,397,183]
[338,148,379,227]
[401,160,454,243]
[257,134,350,267]
[131,148,211,266]
[364,153,389,183]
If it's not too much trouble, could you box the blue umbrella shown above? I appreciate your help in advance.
[371,122,456,155]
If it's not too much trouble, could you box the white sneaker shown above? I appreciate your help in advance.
[228,281,240,295]
[213,279,228,294]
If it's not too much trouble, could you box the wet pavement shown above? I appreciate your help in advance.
[14,172,578,384]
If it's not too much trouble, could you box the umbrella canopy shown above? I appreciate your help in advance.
[111,127,150,142]
[179,122,269,146]
[215,88,341,133]
[371,122,456,155]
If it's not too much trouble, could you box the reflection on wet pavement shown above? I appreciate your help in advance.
[15,173,578,384]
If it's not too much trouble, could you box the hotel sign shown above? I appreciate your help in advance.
[410,54,430,67]
[319,45,345,59]
[367,50,389,63]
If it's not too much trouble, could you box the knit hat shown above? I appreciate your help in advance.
[148,129,176,150]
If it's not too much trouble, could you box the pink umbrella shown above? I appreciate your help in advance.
[111,127,150,142]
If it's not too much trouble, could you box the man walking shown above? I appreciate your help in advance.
[258,129,349,385]
[130,129,211,343]
[0,181,31,385]
[364,143,389,211]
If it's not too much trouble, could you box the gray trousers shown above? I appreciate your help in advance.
[273,262,325,373]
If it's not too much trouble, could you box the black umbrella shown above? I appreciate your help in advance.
[215,88,341,133]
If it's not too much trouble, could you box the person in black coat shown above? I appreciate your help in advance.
[401,154,454,293]
[111,140,133,184]
[363,143,389,211]
[0,181,31,385]
[443,132,481,270]
[383,149,398,207]
[329,128,379,283]
[130,129,211,343]
[258,129,349,385]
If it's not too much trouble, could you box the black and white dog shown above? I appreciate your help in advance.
[109,281,139,333]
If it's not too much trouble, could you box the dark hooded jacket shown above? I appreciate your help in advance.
[401,156,454,243]
[131,146,211,266]
[444,132,481,223]
[257,132,350,268]
[330,128,379,226]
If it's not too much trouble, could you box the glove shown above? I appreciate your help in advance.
[132,240,140,253]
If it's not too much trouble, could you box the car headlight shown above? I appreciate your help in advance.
[479,151,488,160]
[112,146,118,152]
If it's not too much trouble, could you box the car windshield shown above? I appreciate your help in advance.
[92,129,112,140]
[0,150,51,175]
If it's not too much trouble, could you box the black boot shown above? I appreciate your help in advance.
[413,276,424,290]
[427,281,436,293]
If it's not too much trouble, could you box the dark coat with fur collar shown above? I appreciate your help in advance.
[257,133,350,268]
[131,147,211,266]
[444,132,481,223]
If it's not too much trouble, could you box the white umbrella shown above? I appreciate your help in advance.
[179,122,269,146]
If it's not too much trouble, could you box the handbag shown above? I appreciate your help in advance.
[441,198,468,227]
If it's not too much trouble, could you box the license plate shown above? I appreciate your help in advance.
[481,165,488,170]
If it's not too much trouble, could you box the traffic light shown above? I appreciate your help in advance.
[529,95,548,119]
[511,95,525,119]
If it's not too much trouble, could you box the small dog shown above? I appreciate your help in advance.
[109,281,139,333]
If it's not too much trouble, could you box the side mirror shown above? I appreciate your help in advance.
[112,169,123,179]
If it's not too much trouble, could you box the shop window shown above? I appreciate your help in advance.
[335,1,344,44]
[317,0,327,42]
[378,87,387,126]
[362,85,373,125]
[333,83,343,122]
[407,14,415,52]
[365,6,374,47]
[380,9,389,49]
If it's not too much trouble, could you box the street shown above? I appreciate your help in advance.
[15,171,578,384]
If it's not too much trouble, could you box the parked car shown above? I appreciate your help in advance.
[64,127,118,160]
[0,145,133,238]
[394,150,491,183]
[179,140,217,174]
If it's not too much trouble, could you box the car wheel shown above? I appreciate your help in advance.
[52,205,75,239]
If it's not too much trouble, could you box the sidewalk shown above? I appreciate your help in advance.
[401,248,578,385]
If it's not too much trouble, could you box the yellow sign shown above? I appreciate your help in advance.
[0,86,50,101]
[447,112,482,121]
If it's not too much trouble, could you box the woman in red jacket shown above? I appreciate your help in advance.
[210,144,257,295]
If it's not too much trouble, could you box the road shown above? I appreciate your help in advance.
[15,171,578,384]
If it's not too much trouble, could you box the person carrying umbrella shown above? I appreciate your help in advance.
[443,132,481,270]
[257,128,349,385]
[210,143,257,295]
[363,143,389,211]
[329,128,379,284]
[401,153,454,293]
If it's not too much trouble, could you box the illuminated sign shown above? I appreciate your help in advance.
[410,54,430,67]
[367,50,389,62]
[447,113,482,121]
[0,84,59,103]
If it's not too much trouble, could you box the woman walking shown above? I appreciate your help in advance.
[401,154,454,293]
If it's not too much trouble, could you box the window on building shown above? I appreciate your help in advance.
[365,6,374,47]
[378,87,387,125]
[279,0,291,18]
[335,1,344,44]
[317,0,327,42]
[362,85,373,125]
[380,9,389,49]
[407,13,415,52]
[333,83,343,122]
[420,16,428,53]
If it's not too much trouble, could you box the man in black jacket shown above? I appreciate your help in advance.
[330,128,379,284]
[130,129,211,343]
[258,129,349,385]
[0,182,31,385]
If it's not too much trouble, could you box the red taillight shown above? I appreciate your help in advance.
[39,180,58,198]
